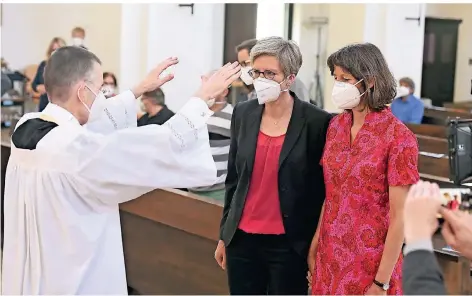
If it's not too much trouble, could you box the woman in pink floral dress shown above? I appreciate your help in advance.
[308,43,420,295]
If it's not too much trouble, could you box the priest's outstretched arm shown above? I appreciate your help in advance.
[71,62,241,205]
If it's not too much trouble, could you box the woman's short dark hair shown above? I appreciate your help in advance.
[103,72,118,86]
[327,43,396,111]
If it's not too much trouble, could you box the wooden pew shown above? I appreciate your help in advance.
[406,123,447,138]
[417,135,448,154]
[444,101,472,113]
[119,189,228,294]
[419,155,449,179]
[423,106,472,125]
[407,124,450,179]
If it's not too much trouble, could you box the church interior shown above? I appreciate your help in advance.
[1,2,472,295]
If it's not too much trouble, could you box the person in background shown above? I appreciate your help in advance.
[101,72,118,98]
[402,181,472,294]
[188,69,233,200]
[235,38,311,103]
[215,36,331,295]
[32,37,66,111]
[71,26,87,50]
[1,72,12,97]
[137,88,175,126]
[1,58,12,96]
[391,77,424,124]
[308,43,419,295]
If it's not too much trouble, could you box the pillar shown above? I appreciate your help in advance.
[323,4,366,112]
[147,3,225,111]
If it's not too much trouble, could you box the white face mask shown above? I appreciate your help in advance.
[79,85,107,124]
[396,86,410,98]
[101,85,115,98]
[253,78,288,105]
[240,66,254,85]
[72,38,84,46]
[331,80,366,109]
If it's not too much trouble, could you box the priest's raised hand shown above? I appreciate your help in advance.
[2,46,241,295]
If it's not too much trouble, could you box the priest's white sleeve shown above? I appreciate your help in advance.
[84,90,138,134]
[71,97,217,205]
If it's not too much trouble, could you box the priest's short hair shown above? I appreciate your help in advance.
[44,46,101,102]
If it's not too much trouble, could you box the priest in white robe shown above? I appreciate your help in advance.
[1,46,241,295]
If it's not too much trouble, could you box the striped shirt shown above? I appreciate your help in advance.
[190,103,233,192]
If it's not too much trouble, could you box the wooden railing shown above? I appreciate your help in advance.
[119,189,228,294]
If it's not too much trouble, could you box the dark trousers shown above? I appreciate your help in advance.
[225,229,308,295]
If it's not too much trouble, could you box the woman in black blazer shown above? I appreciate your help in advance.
[214,36,331,295]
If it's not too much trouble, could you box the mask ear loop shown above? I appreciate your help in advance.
[280,74,295,92]
[78,84,95,113]
[357,79,371,112]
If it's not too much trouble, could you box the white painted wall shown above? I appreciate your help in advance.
[385,4,426,98]
[120,3,148,92]
[2,3,121,79]
[366,4,426,98]
[364,4,426,98]
[147,3,225,111]
[363,4,388,53]
[256,2,286,39]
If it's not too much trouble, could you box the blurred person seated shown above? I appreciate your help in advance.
[1,72,12,97]
[71,26,87,50]
[137,88,175,126]
[101,72,118,98]
[188,69,233,200]
[403,181,472,295]
[391,77,424,124]
[24,64,41,100]
[1,58,12,96]
[32,37,66,111]
[235,38,311,103]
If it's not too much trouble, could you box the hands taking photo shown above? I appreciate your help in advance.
[404,180,472,260]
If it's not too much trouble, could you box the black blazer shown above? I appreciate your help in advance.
[403,250,447,295]
[220,92,332,257]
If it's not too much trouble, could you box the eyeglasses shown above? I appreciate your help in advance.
[248,69,278,80]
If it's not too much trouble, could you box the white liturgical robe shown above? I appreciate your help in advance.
[1,91,217,294]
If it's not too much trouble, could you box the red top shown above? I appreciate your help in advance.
[312,108,419,295]
[238,131,286,234]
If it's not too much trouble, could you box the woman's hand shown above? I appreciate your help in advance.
[365,283,386,295]
[36,84,46,94]
[306,244,317,287]
[214,240,226,270]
